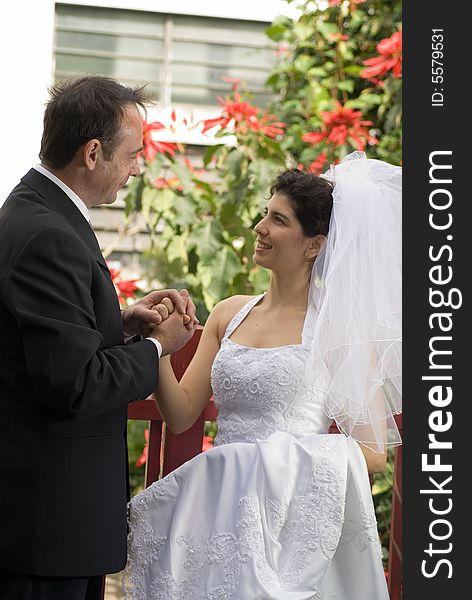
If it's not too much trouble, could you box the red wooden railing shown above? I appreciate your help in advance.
[116,329,402,599]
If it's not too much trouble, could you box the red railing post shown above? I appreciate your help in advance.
[127,398,163,487]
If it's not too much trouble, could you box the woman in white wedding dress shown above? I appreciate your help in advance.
[123,152,402,600]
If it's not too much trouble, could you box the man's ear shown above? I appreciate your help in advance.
[306,234,326,260]
[83,139,101,171]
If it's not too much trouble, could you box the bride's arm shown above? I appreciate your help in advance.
[154,305,222,434]
[154,297,248,434]
[358,443,387,474]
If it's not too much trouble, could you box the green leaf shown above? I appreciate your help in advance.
[224,149,245,181]
[294,55,315,73]
[166,234,188,265]
[140,187,159,225]
[265,16,293,41]
[337,79,355,93]
[316,21,338,39]
[248,265,271,292]
[123,175,144,219]
[172,195,197,227]
[345,94,382,109]
[187,220,223,260]
[307,67,328,77]
[294,20,316,41]
[198,246,241,309]
[169,161,194,194]
[343,65,364,75]
[147,154,170,180]
[203,144,225,168]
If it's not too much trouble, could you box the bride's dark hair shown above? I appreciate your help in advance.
[270,169,333,237]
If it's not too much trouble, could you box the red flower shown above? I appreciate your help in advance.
[302,102,377,151]
[361,31,402,80]
[201,94,257,133]
[135,428,149,468]
[327,33,349,42]
[142,120,178,161]
[116,279,139,298]
[274,45,289,57]
[151,176,181,190]
[108,264,140,305]
[308,153,329,175]
[201,93,285,138]
[202,435,214,452]
[257,114,286,138]
[222,76,242,92]
[183,158,206,178]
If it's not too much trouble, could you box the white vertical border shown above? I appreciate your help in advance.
[0,0,56,204]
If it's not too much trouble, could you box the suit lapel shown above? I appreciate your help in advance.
[21,169,109,270]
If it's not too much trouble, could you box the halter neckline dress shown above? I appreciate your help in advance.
[124,295,389,599]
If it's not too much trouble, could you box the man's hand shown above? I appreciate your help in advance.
[121,289,196,338]
[147,309,197,356]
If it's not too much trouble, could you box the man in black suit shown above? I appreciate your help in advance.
[0,76,197,599]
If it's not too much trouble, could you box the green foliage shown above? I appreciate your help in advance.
[124,0,402,319]
[372,446,396,565]
[127,419,148,497]
[124,133,285,319]
[265,0,402,165]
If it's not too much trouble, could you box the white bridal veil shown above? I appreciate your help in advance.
[308,151,402,452]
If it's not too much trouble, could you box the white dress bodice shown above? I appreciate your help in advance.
[212,295,331,446]
[124,295,389,600]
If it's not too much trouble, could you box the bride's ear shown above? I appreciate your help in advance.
[306,234,326,260]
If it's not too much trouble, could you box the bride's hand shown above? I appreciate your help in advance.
[152,298,191,324]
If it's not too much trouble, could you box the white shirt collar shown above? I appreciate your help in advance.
[33,164,91,224]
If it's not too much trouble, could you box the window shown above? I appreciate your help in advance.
[55,4,275,110]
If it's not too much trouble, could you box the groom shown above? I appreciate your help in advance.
[0,76,196,599]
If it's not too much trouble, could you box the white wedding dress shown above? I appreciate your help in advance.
[124,295,390,600]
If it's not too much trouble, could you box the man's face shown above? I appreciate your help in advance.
[94,104,143,205]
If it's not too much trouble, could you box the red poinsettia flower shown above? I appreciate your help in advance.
[116,279,139,299]
[361,31,402,80]
[298,153,329,176]
[201,93,285,138]
[257,114,286,138]
[302,102,377,151]
[135,428,149,467]
[142,120,178,161]
[307,153,329,175]
[108,264,140,305]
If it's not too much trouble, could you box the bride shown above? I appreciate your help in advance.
[123,151,402,599]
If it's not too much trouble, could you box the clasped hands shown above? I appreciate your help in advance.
[122,289,198,356]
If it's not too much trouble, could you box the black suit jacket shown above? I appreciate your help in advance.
[0,169,158,577]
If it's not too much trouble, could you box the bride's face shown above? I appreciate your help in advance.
[253,192,314,272]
